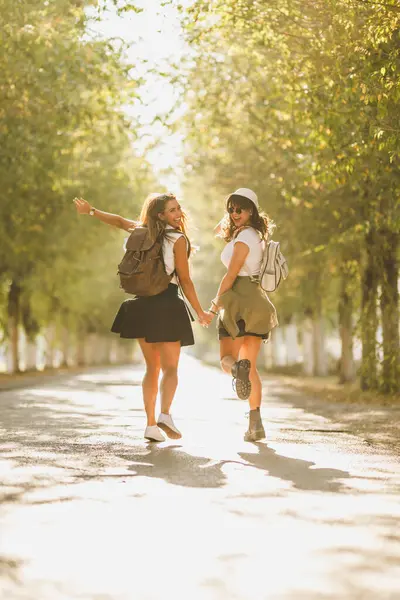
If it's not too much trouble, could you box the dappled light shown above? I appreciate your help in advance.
[1,358,400,598]
[0,1,399,598]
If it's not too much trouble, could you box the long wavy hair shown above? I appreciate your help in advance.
[137,192,191,255]
[220,194,275,242]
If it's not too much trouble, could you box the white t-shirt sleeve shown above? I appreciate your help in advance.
[234,227,259,249]
[220,227,263,276]
[233,228,263,276]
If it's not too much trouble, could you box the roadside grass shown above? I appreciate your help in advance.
[274,374,400,407]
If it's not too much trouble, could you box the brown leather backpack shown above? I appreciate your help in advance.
[117,227,184,297]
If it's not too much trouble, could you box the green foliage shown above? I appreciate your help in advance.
[0,0,156,339]
[179,0,400,391]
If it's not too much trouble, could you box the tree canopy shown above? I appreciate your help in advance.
[0,0,156,367]
[179,0,400,391]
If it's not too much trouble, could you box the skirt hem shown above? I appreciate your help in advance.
[111,284,194,347]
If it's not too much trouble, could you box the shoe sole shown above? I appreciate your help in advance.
[233,359,251,400]
[144,435,165,442]
[157,422,182,440]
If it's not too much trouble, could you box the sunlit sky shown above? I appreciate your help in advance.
[91,0,194,193]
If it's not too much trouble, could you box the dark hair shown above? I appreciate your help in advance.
[220,194,274,242]
[138,192,191,255]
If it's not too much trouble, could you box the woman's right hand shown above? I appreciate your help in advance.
[197,310,213,327]
[73,197,91,215]
[214,218,224,236]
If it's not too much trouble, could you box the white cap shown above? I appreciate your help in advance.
[228,188,259,209]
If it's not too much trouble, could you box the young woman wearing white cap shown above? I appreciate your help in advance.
[208,188,278,441]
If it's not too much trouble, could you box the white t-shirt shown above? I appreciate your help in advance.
[162,232,186,285]
[220,227,263,276]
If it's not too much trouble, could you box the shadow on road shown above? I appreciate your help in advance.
[125,444,228,488]
[0,381,232,501]
[238,442,351,492]
[1,367,400,600]
[0,556,22,583]
[0,371,397,505]
[119,441,352,493]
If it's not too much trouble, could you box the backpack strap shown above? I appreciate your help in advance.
[163,228,194,321]
[263,241,280,274]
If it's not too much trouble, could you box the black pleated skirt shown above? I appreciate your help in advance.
[111,284,194,347]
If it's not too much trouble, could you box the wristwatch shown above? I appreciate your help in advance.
[89,207,96,216]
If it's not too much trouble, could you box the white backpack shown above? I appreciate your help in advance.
[236,227,289,292]
[259,240,289,292]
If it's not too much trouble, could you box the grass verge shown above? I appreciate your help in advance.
[277,375,399,407]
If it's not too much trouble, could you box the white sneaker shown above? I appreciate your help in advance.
[157,413,182,439]
[144,425,165,442]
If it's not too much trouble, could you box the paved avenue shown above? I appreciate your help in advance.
[0,356,399,600]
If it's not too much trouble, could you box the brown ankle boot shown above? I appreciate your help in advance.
[244,408,266,442]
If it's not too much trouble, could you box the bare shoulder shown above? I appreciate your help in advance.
[173,233,186,252]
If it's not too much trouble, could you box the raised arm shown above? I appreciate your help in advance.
[73,197,137,232]
[174,236,211,326]
[214,218,223,236]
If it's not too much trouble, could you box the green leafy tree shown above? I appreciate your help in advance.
[0,0,156,371]
[178,0,399,391]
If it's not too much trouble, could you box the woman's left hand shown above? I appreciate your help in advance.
[198,311,213,327]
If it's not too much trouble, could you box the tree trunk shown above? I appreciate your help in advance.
[338,272,355,383]
[379,230,400,394]
[302,317,314,376]
[360,230,379,390]
[60,327,70,367]
[284,323,300,366]
[76,335,86,367]
[44,323,57,369]
[263,338,274,369]
[271,328,286,366]
[105,338,114,365]
[7,280,22,374]
[0,339,8,373]
[85,333,98,365]
[109,338,118,364]
[312,314,328,376]
[98,336,110,364]
[25,337,38,371]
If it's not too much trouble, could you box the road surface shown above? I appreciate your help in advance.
[0,356,399,599]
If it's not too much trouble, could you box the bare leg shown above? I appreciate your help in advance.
[158,341,181,415]
[239,336,263,410]
[219,337,243,374]
[138,338,161,426]
[239,336,266,441]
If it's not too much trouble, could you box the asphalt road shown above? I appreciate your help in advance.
[0,356,399,600]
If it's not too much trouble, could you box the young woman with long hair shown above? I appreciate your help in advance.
[73,192,212,442]
[207,188,278,442]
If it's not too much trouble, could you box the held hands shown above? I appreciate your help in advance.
[197,311,214,328]
[199,300,220,328]
[73,197,91,215]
